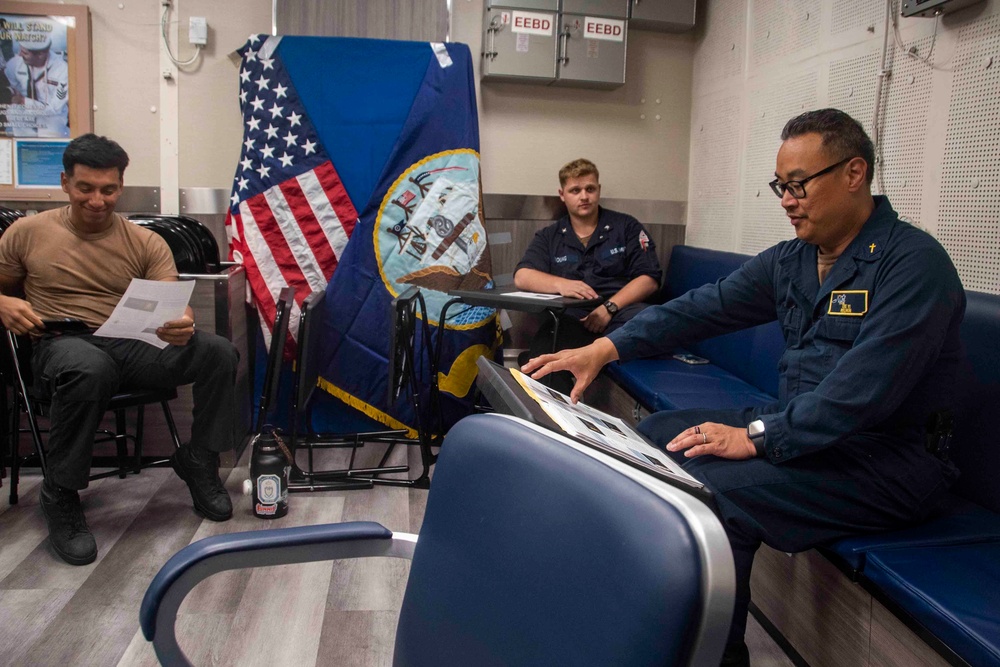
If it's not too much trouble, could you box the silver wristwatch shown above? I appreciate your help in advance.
[747,419,766,457]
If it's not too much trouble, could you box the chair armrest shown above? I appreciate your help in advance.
[140,521,416,666]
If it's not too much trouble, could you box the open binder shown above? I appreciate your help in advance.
[475,357,716,510]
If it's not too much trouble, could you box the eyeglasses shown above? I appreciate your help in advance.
[768,157,853,199]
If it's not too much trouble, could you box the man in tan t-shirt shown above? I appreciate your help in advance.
[0,134,239,566]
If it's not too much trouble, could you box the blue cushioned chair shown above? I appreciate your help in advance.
[140,412,734,667]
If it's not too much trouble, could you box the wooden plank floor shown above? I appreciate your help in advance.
[1,441,791,666]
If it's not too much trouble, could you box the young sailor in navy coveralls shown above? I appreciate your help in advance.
[522,111,965,667]
[514,158,661,393]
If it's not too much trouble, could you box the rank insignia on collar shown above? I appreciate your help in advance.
[828,290,868,316]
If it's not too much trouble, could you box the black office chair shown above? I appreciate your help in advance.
[255,287,435,491]
[141,413,735,666]
[4,330,183,504]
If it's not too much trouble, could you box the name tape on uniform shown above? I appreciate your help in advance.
[511,11,555,36]
[584,16,625,42]
[828,290,868,316]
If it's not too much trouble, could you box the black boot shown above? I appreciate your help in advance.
[40,479,97,566]
[171,445,233,521]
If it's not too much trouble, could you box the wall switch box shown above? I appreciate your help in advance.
[189,17,208,46]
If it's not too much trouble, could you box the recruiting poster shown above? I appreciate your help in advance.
[0,13,70,137]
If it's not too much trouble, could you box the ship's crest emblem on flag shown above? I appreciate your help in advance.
[376,149,493,328]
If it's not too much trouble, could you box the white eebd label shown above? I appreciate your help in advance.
[584,16,625,42]
[511,10,555,36]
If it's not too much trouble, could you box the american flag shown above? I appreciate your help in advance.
[225,35,358,348]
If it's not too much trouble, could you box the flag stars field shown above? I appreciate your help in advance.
[225,34,360,349]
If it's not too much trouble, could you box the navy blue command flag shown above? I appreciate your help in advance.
[226,35,501,435]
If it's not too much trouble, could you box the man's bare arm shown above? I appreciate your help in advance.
[0,272,43,335]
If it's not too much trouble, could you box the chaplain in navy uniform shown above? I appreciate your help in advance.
[523,110,965,667]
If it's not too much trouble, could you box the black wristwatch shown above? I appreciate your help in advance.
[747,419,766,457]
[603,300,619,316]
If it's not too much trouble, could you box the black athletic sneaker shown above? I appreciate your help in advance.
[171,445,233,521]
[40,480,97,566]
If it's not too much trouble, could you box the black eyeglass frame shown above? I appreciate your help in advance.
[769,157,854,199]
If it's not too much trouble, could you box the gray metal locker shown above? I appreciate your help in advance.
[560,0,629,18]
[486,0,558,9]
[482,5,559,84]
[628,0,696,32]
[554,12,627,88]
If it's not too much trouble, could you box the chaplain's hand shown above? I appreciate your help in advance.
[521,337,619,403]
[157,315,195,346]
[667,423,757,460]
[0,295,44,336]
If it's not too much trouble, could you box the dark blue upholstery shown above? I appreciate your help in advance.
[826,495,1000,571]
[604,245,1000,667]
[821,290,1000,667]
[822,292,1000,566]
[394,414,724,667]
[606,245,783,411]
[606,359,775,412]
[660,245,784,397]
[140,413,733,667]
[865,544,1000,667]
[948,291,1000,513]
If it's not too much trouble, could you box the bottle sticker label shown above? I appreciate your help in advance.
[255,502,277,515]
[257,474,281,504]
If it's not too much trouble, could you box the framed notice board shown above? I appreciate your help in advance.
[0,2,93,201]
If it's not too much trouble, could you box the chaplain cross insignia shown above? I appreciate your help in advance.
[869,243,877,253]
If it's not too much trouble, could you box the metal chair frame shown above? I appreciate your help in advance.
[141,413,735,667]
[4,330,182,504]
[255,287,438,492]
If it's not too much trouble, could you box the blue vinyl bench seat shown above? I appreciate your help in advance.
[605,358,775,412]
[825,495,1000,572]
[607,244,1000,667]
[865,543,1000,667]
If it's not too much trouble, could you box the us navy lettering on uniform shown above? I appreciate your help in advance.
[554,255,569,263]
[608,245,625,256]
[828,290,868,316]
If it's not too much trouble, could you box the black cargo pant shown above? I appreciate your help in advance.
[638,407,954,648]
[31,331,239,490]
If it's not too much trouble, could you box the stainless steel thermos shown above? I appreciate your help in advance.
[247,426,290,519]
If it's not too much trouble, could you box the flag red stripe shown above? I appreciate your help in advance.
[245,193,311,300]
[314,161,358,236]
[278,177,339,272]
[239,243,277,330]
